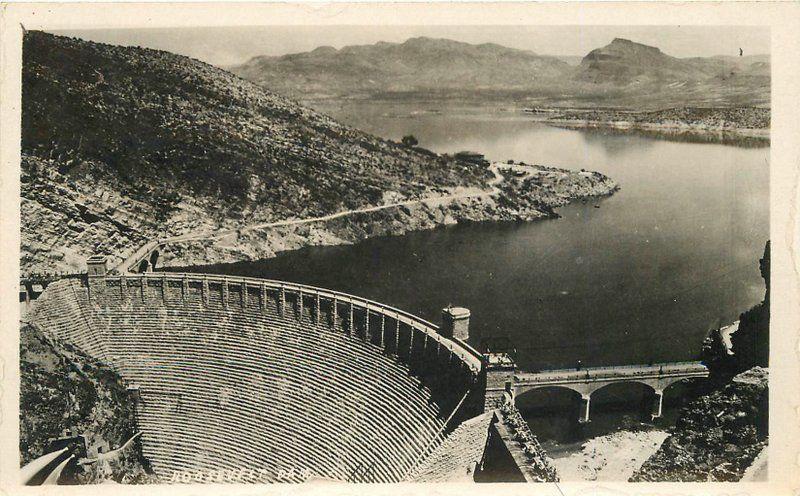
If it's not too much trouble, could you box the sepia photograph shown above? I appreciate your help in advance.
[1,2,798,493]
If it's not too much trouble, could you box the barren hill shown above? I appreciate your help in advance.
[576,38,705,84]
[571,38,770,107]
[230,36,572,99]
[231,37,769,108]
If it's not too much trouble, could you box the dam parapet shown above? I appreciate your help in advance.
[83,270,484,376]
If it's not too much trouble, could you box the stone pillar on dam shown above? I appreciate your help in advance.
[440,306,471,341]
[86,255,108,277]
[86,255,108,302]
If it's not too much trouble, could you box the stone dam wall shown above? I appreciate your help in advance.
[29,273,485,483]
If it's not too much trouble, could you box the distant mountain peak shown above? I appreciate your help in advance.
[602,38,662,54]
[310,45,337,55]
[610,37,640,45]
[404,36,435,43]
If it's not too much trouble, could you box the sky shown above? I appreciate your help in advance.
[52,25,770,68]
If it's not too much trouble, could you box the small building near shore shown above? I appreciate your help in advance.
[455,151,490,167]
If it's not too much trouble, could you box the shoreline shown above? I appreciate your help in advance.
[20,154,617,277]
[151,163,618,270]
[544,119,769,140]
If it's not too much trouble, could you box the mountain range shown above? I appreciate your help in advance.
[230,37,770,107]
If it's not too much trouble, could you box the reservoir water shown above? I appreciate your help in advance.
[181,103,769,446]
[189,103,769,369]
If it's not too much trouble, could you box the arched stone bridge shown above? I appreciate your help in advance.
[513,362,709,422]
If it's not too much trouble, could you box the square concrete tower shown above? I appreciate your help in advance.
[86,255,108,277]
[441,306,471,341]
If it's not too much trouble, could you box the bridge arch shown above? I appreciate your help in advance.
[659,375,704,393]
[514,384,584,404]
[514,384,590,401]
[586,380,660,422]
[653,376,706,417]
[137,259,150,273]
[513,386,584,442]
[586,379,656,397]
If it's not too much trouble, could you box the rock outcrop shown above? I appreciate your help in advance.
[20,323,156,483]
[702,241,770,375]
[549,107,770,133]
[630,367,768,482]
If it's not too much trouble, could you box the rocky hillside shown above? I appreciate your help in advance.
[21,31,493,274]
[231,37,769,108]
[230,37,571,100]
[20,323,156,483]
[22,32,616,275]
[158,163,618,268]
[630,367,768,482]
[702,241,770,376]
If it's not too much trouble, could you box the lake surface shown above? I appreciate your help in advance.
[188,103,769,373]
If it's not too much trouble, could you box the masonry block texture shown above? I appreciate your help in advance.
[484,359,516,411]
[29,275,485,483]
[440,307,471,342]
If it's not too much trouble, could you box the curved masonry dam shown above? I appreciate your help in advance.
[26,256,707,483]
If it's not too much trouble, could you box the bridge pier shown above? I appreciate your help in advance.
[483,353,516,411]
[579,394,591,424]
[651,389,664,420]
